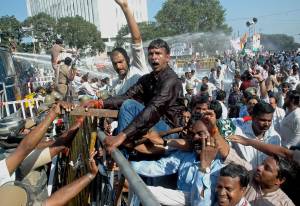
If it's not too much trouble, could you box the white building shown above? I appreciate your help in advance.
[26,0,148,40]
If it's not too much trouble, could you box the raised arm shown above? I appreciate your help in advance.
[44,149,98,206]
[253,73,268,98]
[5,102,74,175]
[115,0,141,44]
[228,135,293,159]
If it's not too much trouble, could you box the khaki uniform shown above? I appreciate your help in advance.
[57,64,71,97]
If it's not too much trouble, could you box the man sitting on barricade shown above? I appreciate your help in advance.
[84,39,186,154]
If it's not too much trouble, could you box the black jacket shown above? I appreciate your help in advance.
[103,66,186,140]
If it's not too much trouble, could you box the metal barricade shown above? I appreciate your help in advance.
[97,130,160,206]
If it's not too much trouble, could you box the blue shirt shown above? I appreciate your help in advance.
[131,150,224,205]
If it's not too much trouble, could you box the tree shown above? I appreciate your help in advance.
[56,15,105,55]
[0,15,22,47]
[22,13,56,51]
[155,0,231,35]
[261,34,300,51]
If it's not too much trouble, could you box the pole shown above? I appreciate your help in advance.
[97,130,160,206]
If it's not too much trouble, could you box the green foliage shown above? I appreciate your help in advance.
[155,0,231,35]
[114,25,129,47]
[261,34,300,51]
[56,15,105,54]
[114,0,231,47]
[0,15,22,46]
[22,13,56,50]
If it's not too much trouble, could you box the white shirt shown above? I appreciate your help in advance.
[0,159,15,186]
[231,118,281,167]
[272,107,286,133]
[286,75,300,90]
[279,107,300,148]
[111,42,148,95]
[79,82,96,96]
[218,101,228,119]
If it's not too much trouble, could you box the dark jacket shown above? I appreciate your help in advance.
[103,66,186,140]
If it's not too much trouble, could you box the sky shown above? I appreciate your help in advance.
[1,0,300,42]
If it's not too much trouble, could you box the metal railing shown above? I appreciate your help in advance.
[97,130,160,206]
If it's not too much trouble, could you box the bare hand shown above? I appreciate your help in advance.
[144,130,164,145]
[200,135,218,170]
[115,0,128,8]
[51,101,76,115]
[227,135,250,146]
[202,110,217,127]
[89,149,98,176]
[103,133,127,154]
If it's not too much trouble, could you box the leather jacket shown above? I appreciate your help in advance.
[103,66,186,140]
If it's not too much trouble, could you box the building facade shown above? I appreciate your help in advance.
[26,0,148,39]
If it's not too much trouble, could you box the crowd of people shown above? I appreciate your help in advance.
[1,0,300,205]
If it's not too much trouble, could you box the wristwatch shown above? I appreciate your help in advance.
[199,166,211,174]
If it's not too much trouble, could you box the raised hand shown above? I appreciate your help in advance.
[227,135,250,146]
[114,0,128,8]
[103,132,127,154]
[88,148,98,177]
[199,135,218,171]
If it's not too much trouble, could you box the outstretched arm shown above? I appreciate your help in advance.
[5,102,74,175]
[115,0,141,44]
[228,135,293,159]
[44,149,98,206]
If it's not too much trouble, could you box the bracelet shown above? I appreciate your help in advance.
[86,172,95,181]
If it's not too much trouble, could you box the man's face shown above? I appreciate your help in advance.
[111,52,129,78]
[148,47,170,73]
[252,113,273,134]
[202,78,208,84]
[247,98,258,115]
[254,157,281,188]
[189,121,210,154]
[217,176,246,206]
[269,97,277,109]
[182,111,191,127]
[192,103,209,116]
[233,85,239,92]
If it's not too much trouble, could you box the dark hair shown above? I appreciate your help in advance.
[286,90,300,106]
[273,155,297,181]
[110,47,130,67]
[202,76,209,81]
[191,95,210,110]
[148,38,170,54]
[216,90,226,101]
[209,100,222,119]
[55,38,63,44]
[281,82,290,89]
[241,70,252,81]
[64,57,72,66]
[228,105,240,118]
[269,93,279,104]
[252,101,274,117]
[220,163,250,188]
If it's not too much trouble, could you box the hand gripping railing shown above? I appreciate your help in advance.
[97,129,161,206]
